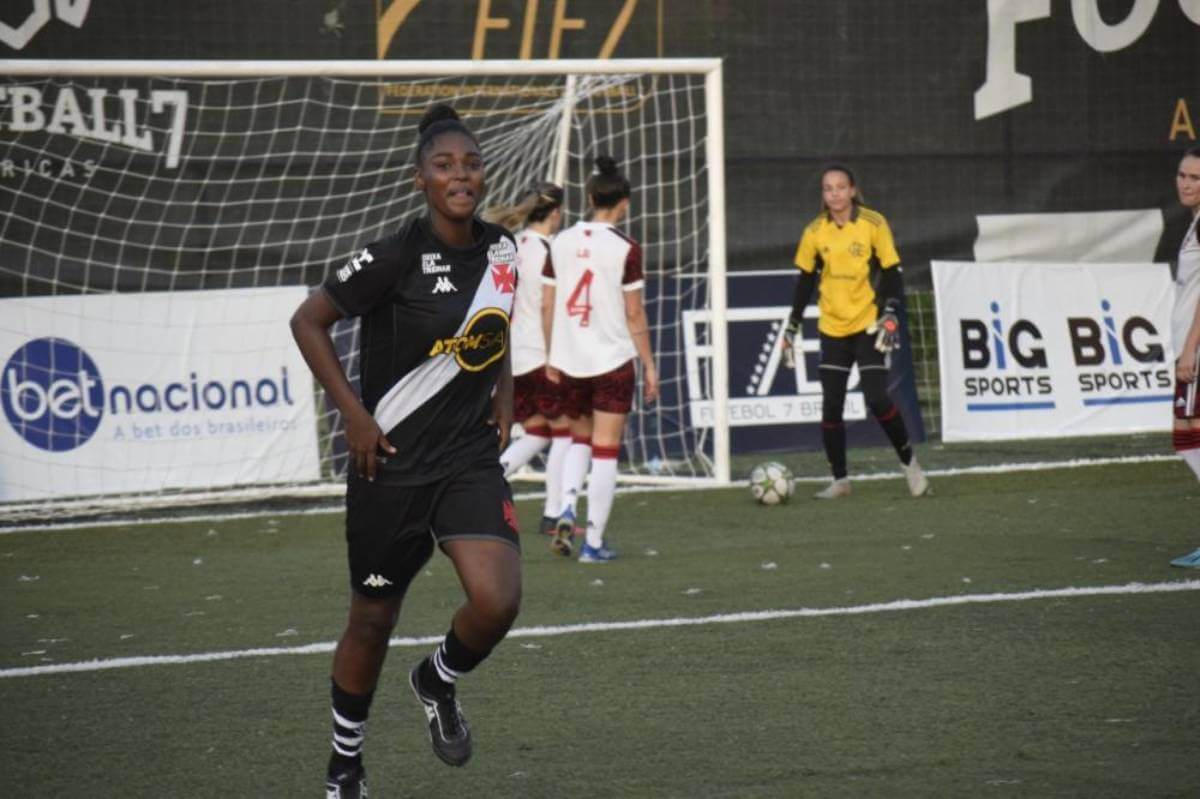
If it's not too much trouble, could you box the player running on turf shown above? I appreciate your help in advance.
[291,104,521,797]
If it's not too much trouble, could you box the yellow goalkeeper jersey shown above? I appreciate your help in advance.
[793,205,901,337]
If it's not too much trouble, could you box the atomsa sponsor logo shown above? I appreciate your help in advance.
[427,308,508,372]
[2,337,296,452]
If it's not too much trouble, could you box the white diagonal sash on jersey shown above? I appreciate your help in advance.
[372,264,512,434]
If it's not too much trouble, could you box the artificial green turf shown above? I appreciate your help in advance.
[2,459,1197,797]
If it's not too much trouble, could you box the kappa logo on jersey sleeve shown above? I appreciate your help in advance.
[336,248,374,282]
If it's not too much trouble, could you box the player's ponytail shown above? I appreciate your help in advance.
[586,155,631,209]
[414,103,479,165]
[483,182,564,232]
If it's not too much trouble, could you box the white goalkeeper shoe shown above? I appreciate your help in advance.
[903,457,930,497]
[813,477,851,500]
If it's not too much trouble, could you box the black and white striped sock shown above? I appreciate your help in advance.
[426,627,487,690]
[329,680,372,772]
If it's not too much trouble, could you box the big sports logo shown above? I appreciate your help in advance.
[933,260,1174,442]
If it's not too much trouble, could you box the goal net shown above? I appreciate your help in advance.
[0,59,730,520]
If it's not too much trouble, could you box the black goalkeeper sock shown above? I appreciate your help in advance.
[875,405,913,465]
[821,421,848,479]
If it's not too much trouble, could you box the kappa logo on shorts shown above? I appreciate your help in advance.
[362,574,393,588]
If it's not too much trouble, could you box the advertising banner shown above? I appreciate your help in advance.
[683,271,924,454]
[933,261,1175,442]
[0,287,320,500]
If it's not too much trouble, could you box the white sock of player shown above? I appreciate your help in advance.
[560,438,591,517]
[585,447,619,548]
[1181,448,1200,481]
[499,425,550,478]
[543,429,571,518]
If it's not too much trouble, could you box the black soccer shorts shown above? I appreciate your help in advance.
[344,459,520,599]
[819,330,885,371]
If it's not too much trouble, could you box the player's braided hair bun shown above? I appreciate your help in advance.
[586,154,630,209]
[593,155,619,176]
[415,103,478,164]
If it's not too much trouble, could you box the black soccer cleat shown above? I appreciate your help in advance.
[550,508,576,557]
[325,762,367,799]
[537,515,557,537]
[409,661,472,767]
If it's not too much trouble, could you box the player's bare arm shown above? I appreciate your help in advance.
[541,282,561,383]
[1177,301,1200,384]
[491,347,514,450]
[290,290,395,481]
[624,288,658,403]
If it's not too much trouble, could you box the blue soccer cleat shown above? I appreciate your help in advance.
[1169,547,1200,568]
[578,542,618,563]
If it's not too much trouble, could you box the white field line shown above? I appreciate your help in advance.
[3,579,1197,680]
[0,453,1181,534]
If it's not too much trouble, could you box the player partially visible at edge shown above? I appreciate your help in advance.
[485,183,574,537]
[1169,143,1200,569]
[290,103,522,798]
[781,163,930,500]
[543,155,660,562]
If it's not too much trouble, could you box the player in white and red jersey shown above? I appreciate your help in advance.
[486,183,572,535]
[1170,144,1200,568]
[542,155,660,562]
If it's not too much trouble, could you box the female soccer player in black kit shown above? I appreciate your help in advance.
[780,164,930,500]
[291,104,522,797]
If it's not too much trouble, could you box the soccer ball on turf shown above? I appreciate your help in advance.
[749,461,794,506]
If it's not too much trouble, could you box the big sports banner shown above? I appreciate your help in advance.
[0,287,320,500]
[933,261,1175,442]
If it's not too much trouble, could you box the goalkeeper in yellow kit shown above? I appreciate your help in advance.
[780,164,930,499]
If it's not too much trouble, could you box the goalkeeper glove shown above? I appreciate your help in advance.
[781,318,799,369]
[870,305,901,353]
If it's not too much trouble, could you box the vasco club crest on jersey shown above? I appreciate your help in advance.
[487,240,517,294]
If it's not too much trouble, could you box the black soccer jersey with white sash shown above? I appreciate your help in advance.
[323,216,518,485]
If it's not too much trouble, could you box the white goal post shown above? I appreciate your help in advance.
[0,58,730,520]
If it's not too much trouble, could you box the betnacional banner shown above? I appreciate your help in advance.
[0,287,320,500]
[932,261,1175,442]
